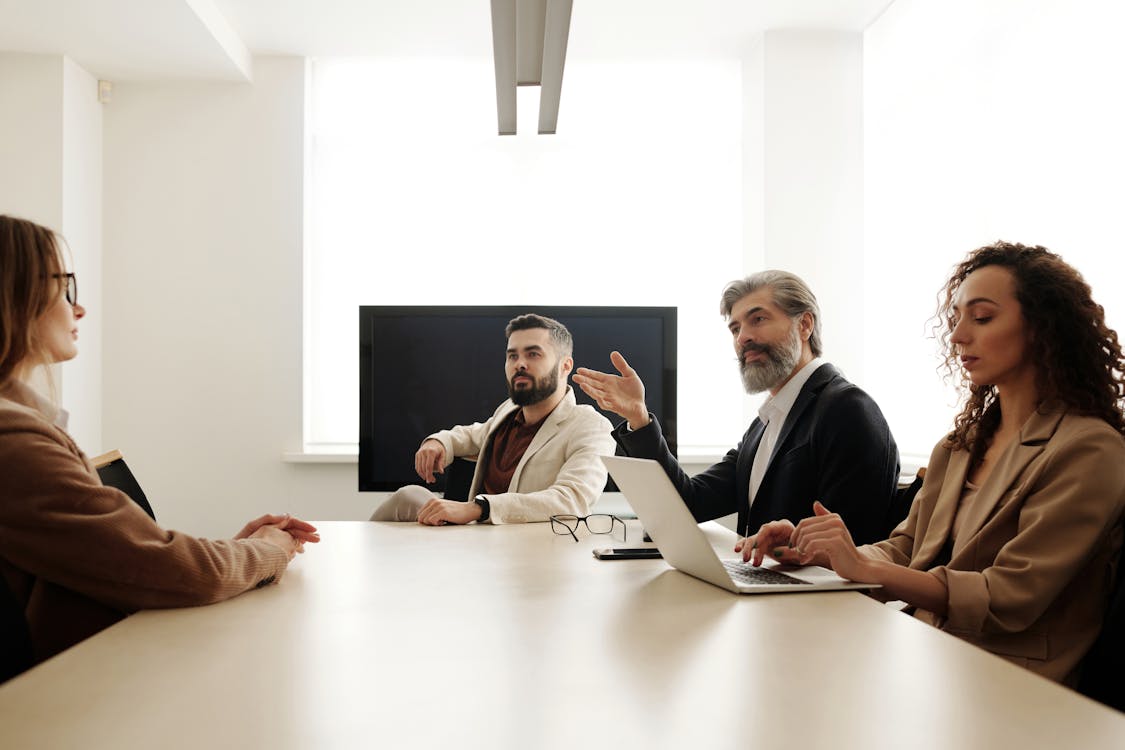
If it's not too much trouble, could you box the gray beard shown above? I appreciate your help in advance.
[739,325,802,394]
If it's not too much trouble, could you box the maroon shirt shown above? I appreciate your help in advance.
[481,408,546,495]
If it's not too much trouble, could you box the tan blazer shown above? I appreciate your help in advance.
[0,380,288,664]
[863,406,1125,684]
[429,387,616,524]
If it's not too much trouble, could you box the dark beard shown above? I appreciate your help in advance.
[508,367,559,406]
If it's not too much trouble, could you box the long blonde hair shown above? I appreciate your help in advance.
[0,215,68,386]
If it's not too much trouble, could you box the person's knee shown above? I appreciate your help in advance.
[369,485,435,521]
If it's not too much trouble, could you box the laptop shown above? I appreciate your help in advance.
[601,455,880,594]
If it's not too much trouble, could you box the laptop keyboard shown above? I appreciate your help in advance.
[722,560,810,586]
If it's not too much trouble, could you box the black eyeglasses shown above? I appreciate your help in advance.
[53,273,78,306]
[550,514,627,543]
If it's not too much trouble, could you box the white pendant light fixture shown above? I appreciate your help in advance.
[490,0,574,135]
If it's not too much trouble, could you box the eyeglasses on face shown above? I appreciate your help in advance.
[52,273,78,306]
[549,514,628,543]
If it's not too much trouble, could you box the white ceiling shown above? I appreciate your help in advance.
[0,0,896,81]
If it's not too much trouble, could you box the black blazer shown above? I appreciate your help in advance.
[613,363,900,544]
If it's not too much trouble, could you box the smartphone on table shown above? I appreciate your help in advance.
[592,547,663,560]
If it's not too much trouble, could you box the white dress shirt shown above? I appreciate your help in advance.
[748,357,827,509]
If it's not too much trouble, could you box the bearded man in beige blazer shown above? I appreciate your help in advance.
[370,314,615,525]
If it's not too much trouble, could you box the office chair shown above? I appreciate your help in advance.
[91,449,157,521]
[0,575,34,683]
[1077,541,1125,712]
[883,467,926,539]
[442,458,477,501]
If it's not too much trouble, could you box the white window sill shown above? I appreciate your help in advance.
[281,446,729,467]
[282,451,358,463]
[281,447,931,482]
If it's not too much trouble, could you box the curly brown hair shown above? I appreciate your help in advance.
[937,241,1125,457]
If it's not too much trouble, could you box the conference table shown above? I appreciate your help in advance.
[1,520,1123,749]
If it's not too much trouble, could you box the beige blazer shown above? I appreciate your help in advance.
[863,406,1125,684]
[429,387,616,524]
[0,380,288,664]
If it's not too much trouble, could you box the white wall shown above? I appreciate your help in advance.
[60,57,104,451]
[740,31,865,427]
[0,53,102,449]
[740,39,766,352]
[0,54,63,228]
[762,31,865,385]
[103,57,363,537]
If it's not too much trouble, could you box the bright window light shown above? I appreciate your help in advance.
[304,58,744,455]
[864,0,1125,465]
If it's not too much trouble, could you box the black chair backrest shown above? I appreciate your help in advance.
[0,575,34,683]
[1078,542,1125,712]
[883,468,925,539]
[94,451,157,521]
[442,458,477,502]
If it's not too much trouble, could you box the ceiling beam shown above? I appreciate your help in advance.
[490,0,571,135]
[538,0,572,134]
[490,0,517,135]
[515,0,545,85]
[185,0,252,81]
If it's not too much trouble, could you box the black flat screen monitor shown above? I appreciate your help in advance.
[359,306,677,492]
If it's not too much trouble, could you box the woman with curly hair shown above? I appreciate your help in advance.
[741,241,1125,685]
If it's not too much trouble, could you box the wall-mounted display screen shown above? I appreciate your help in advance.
[359,306,677,492]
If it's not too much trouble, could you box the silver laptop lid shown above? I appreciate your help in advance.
[602,455,879,594]
[602,455,741,591]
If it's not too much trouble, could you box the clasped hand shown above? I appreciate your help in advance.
[236,513,321,561]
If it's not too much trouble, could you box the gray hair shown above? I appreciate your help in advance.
[504,313,573,359]
[719,270,823,356]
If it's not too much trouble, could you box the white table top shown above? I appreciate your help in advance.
[2,520,1123,749]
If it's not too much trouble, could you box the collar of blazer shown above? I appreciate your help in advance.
[919,404,1067,564]
[522,386,577,453]
[488,387,577,490]
[765,362,840,462]
[0,378,60,424]
[493,386,577,445]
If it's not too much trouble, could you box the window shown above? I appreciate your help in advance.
[864,1,1125,465]
[304,58,744,456]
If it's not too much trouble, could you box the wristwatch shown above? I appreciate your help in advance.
[473,495,491,523]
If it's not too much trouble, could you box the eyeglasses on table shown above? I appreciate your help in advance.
[549,514,628,543]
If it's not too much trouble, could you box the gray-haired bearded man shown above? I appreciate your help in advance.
[573,270,901,544]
